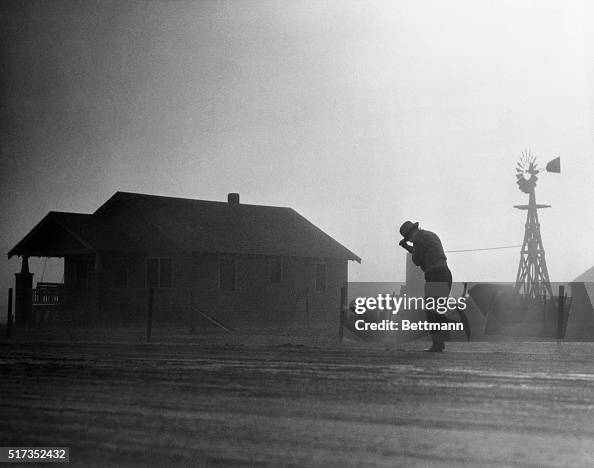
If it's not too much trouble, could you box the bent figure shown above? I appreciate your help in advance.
[398,220,462,352]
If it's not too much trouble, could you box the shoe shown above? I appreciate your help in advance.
[423,342,445,352]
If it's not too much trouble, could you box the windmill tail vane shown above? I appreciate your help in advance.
[545,156,561,173]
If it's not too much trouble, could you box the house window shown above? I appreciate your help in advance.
[219,259,236,291]
[113,260,127,288]
[315,263,326,291]
[270,260,282,284]
[147,258,172,288]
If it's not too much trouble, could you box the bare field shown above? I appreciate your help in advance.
[1,334,593,467]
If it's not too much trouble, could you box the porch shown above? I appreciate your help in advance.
[12,258,104,326]
[7,211,137,326]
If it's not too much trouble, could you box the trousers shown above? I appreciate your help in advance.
[424,265,454,343]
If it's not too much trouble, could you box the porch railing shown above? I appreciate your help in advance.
[32,282,66,306]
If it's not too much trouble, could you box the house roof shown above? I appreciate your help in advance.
[9,192,361,262]
[97,192,360,261]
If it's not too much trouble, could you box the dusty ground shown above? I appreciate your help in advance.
[1,331,593,467]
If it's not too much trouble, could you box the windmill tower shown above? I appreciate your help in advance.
[514,151,560,300]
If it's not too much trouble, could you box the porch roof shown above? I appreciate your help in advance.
[8,211,137,258]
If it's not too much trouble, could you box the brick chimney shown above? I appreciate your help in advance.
[227,193,240,204]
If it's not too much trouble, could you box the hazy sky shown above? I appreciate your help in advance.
[2,0,593,290]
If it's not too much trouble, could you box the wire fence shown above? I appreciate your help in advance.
[446,245,522,253]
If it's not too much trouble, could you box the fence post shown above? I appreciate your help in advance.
[146,288,154,342]
[542,295,547,334]
[556,285,565,339]
[339,284,346,343]
[7,288,13,338]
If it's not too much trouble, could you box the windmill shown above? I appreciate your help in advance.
[514,151,560,300]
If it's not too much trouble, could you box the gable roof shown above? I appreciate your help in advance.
[9,192,361,262]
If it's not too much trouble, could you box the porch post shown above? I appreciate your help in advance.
[87,252,105,325]
[14,256,34,326]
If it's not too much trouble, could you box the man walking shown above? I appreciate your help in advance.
[398,220,468,352]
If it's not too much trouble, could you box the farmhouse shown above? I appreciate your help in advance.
[8,192,360,327]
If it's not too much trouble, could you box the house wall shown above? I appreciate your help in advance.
[86,252,347,328]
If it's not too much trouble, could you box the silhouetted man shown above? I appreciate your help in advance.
[399,220,465,352]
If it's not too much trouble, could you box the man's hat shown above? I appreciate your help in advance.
[399,220,419,240]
